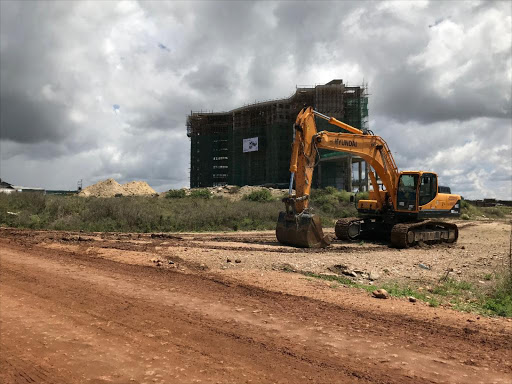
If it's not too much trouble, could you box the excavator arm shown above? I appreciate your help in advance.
[289,107,399,213]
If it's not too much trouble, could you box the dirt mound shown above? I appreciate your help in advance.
[79,178,126,198]
[79,179,157,197]
[122,181,157,196]
[161,185,291,200]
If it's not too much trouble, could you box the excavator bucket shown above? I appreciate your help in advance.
[276,211,330,248]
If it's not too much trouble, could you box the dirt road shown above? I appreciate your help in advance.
[1,227,511,384]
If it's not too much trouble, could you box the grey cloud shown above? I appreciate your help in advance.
[372,66,511,124]
[183,63,235,94]
[0,0,510,198]
[0,89,71,143]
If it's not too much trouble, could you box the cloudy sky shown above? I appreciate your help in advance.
[1,1,511,199]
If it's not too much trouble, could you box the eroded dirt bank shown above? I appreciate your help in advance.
[1,226,511,384]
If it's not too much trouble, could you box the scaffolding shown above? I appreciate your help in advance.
[187,80,369,190]
[187,112,231,187]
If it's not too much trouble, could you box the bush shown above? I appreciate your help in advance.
[355,191,369,202]
[228,186,241,194]
[0,190,359,233]
[189,189,211,199]
[461,213,470,220]
[166,189,186,199]
[483,270,512,317]
[243,189,273,202]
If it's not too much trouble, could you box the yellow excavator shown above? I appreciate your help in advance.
[276,107,461,248]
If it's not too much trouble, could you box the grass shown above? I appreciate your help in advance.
[0,193,282,232]
[461,200,512,219]
[0,188,357,233]
[292,267,512,317]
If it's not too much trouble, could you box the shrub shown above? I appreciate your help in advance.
[228,186,241,194]
[355,191,369,202]
[189,189,211,199]
[483,270,512,317]
[166,189,186,199]
[461,213,470,220]
[243,189,273,202]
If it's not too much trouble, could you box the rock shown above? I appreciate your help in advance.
[372,289,389,299]
[327,264,348,275]
[235,259,242,263]
[369,270,380,281]
[156,261,162,267]
[461,246,465,249]
[342,270,357,278]
[418,263,431,270]
[199,263,207,270]
[226,258,232,263]
[408,296,417,303]
[168,260,174,264]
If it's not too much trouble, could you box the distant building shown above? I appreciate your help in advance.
[0,179,16,194]
[0,178,45,194]
[187,79,369,191]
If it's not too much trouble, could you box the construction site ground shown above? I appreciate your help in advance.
[1,220,511,384]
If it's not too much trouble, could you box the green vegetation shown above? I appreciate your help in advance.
[189,189,211,199]
[482,271,512,317]
[165,188,212,200]
[0,193,280,232]
[309,187,357,222]
[165,189,186,198]
[461,200,512,219]
[295,269,512,317]
[243,189,273,202]
[0,188,357,233]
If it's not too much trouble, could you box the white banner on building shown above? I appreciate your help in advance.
[243,137,258,153]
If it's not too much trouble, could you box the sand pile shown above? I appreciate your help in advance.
[122,181,157,196]
[79,178,125,197]
[79,179,157,197]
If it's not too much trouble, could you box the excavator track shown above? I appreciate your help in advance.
[390,221,458,248]
[335,217,362,240]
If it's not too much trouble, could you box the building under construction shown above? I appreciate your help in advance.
[187,80,369,191]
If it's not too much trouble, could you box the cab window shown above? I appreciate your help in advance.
[419,173,437,206]
[397,174,418,211]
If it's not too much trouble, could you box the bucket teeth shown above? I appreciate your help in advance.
[276,211,330,248]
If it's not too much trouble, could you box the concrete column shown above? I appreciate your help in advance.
[318,161,322,188]
[347,157,353,192]
[364,161,369,191]
[358,160,362,192]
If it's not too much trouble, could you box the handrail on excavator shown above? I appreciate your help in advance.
[312,110,364,135]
